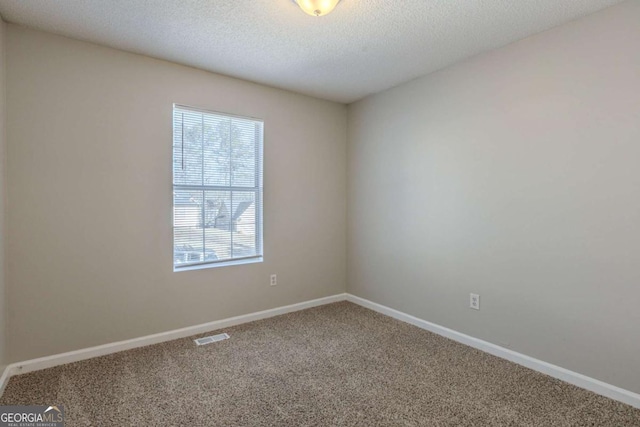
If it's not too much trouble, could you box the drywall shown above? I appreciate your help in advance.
[347,0,640,394]
[0,17,6,370]
[5,25,347,362]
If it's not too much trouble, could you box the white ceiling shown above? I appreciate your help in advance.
[0,0,625,103]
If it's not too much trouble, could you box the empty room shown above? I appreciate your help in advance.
[0,0,638,425]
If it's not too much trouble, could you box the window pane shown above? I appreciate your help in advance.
[174,190,204,266]
[231,191,257,258]
[203,115,231,187]
[230,120,257,187]
[174,110,204,186]
[205,191,232,261]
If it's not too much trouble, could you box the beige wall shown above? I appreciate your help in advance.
[347,0,640,394]
[5,25,347,362]
[0,18,6,369]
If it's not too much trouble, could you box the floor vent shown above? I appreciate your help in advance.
[194,333,230,346]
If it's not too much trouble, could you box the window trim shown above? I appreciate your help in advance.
[172,103,264,272]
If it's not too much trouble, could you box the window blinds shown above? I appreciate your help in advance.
[172,105,263,269]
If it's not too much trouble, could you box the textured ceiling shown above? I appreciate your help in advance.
[0,0,626,103]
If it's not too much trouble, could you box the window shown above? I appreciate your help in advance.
[172,105,263,270]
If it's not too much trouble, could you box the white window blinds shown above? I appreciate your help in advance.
[172,105,263,269]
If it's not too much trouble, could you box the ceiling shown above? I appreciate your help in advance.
[0,0,625,103]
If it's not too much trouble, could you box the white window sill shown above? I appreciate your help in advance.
[174,256,263,272]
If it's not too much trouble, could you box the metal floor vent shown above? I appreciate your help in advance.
[195,333,230,346]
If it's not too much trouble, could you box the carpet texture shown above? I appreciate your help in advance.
[1,302,639,426]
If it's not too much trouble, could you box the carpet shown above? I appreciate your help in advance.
[1,302,639,426]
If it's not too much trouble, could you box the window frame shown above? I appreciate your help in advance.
[172,104,264,271]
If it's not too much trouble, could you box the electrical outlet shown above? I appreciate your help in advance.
[270,274,277,286]
[470,293,480,310]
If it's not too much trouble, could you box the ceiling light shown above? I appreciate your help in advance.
[294,0,341,17]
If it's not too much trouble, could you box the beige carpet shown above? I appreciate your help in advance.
[1,302,639,426]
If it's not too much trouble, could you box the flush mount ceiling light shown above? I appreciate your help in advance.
[294,0,341,17]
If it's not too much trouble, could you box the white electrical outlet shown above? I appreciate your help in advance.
[270,274,277,286]
[470,293,480,310]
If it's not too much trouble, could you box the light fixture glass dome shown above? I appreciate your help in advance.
[295,0,341,17]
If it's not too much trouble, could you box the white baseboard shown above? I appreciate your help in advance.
[0,293,348,393]
[0,366,10,397]
[346,294,640,409]
[2,292,638,410]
